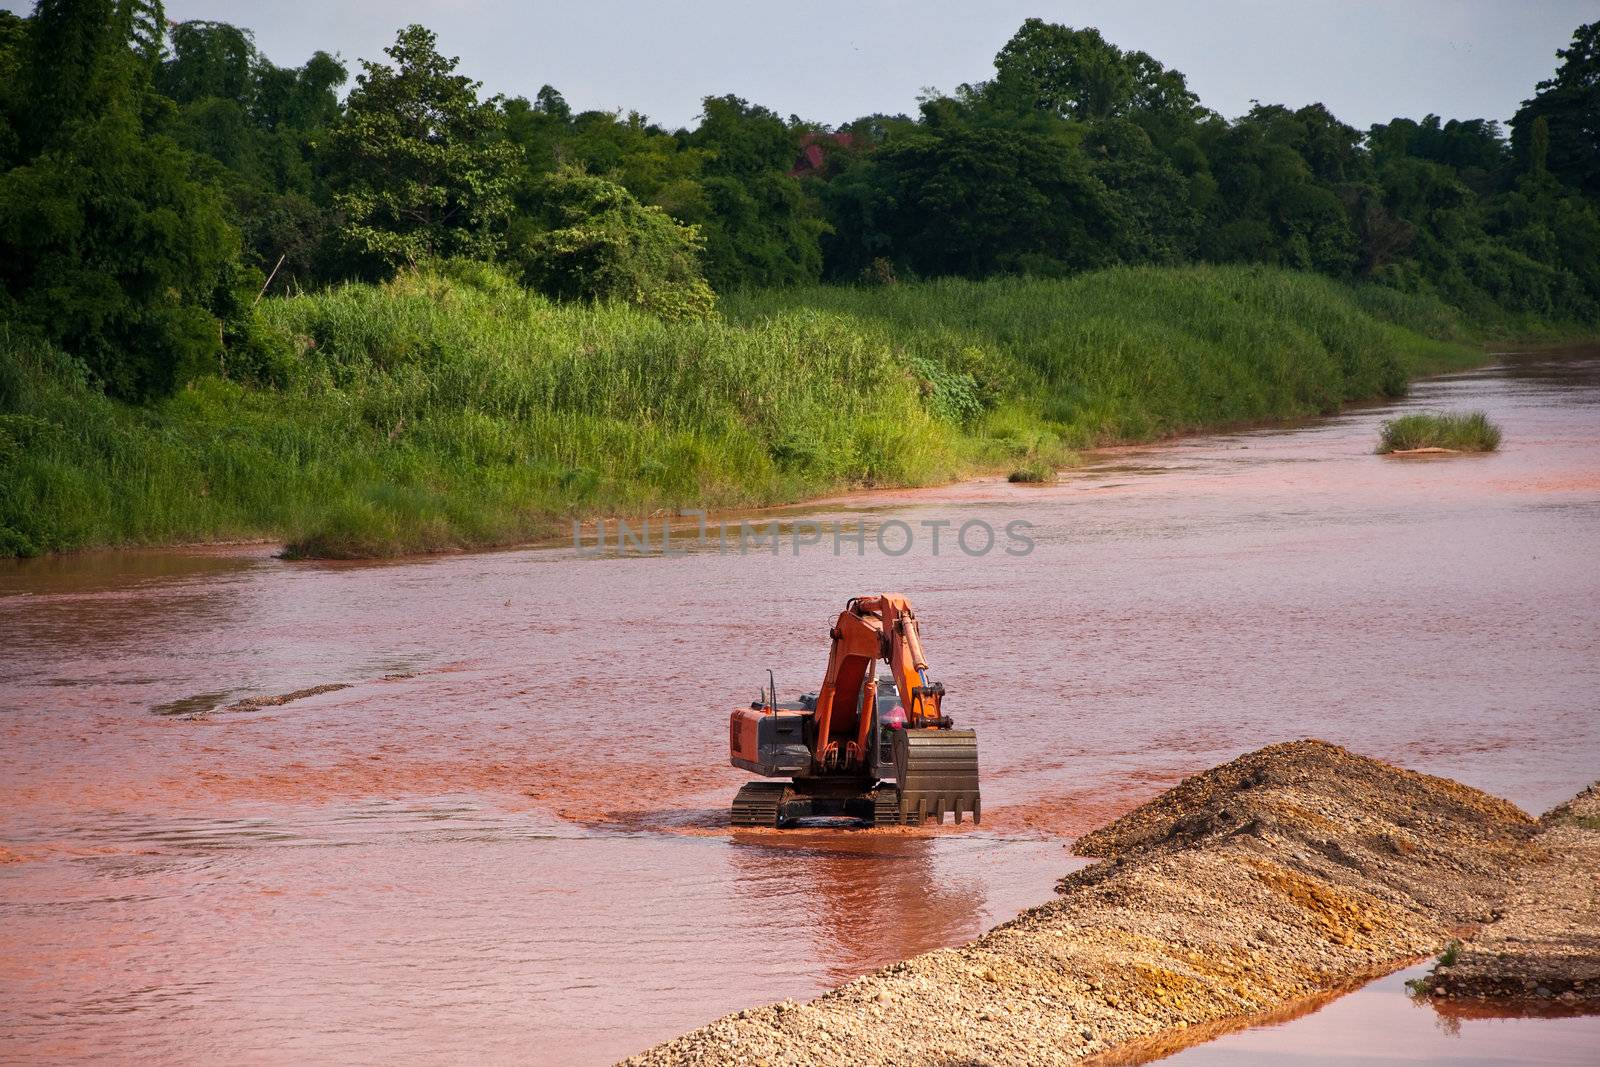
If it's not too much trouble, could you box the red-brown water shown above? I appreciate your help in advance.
[2,349,1597,1064]
[1150,963,1600,1066]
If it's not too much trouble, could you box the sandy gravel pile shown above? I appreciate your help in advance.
[622,740,1537,1067]
[1420,782,1599,1004]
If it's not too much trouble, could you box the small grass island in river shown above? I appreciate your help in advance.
[1378,410,1504,455]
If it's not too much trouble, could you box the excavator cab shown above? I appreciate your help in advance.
[728,595,981,828]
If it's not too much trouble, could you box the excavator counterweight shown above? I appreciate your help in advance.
[728,594,981,828]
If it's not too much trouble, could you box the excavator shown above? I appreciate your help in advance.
[728,594,981,827]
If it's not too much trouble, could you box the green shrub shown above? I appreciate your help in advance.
[512,167,715,321]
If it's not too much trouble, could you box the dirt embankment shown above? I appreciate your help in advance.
[622,740,1538,1067]
[1418,782,1600,1004]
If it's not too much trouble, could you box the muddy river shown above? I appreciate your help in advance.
[3,349,1598,1064]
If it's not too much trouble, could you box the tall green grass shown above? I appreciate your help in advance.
[726,267,1482,447]
[1377,411,1502,454]
[0,264,1489,559]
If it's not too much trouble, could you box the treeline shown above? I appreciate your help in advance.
[1,2,1598,404]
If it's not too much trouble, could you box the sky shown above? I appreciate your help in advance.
[10,1,1593,130]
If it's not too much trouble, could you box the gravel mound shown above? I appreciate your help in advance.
[1419,782,1600,1004]
[621,740,1537,1067]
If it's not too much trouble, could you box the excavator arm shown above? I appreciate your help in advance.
[808,605,881,768]
[858,594,948,729]
[810,594,950,769]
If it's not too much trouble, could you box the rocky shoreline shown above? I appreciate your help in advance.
[1417,782,1599,1005]
[623,740,1558,1067]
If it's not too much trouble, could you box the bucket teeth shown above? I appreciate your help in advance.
[892,728,981,825]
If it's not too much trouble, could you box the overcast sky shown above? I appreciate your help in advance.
[10,1,1591,130]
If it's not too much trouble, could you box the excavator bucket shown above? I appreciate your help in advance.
[892,728,981,825]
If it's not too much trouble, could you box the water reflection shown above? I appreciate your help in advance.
[0,546,265,597]
[1145,963,1600,1066]
[728,830,989,984]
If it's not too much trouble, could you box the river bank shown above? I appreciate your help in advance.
[2,264,1537,560]
[1416,784,1600,1006]
[624,741,1571,1067]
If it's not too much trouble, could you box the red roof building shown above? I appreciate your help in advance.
[791,131,857,177]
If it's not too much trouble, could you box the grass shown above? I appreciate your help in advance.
[1,263,1497,559]
[726,266,1486,444]
[1007,460,1057,484]
[1377,411,1503,454]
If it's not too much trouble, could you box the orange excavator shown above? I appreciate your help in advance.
[728,594,981,827]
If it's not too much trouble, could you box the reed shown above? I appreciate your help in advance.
[0,263,1492,558]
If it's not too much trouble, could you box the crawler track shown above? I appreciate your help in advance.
[730,781,789,827]
[871,786,903,827]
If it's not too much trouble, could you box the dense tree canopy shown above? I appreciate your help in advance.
[990,19,1200,126]
[1511,22,1600,197]
[1,8,1597,403]
[0,0,240,400]
[683,95,826,289]
[153,19,346,292]
[824,124,1118,279]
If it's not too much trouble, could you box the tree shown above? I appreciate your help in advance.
[683,95,826,288]
[0,9,26,165]
[534,84,571,123]
[501,86,573,174]
[994,20,1134,122]
[1367,115,1509,197]
[0,0,239,401]
[155,20,346,291]
[19,0,159,150]
[253,49,345,132]
[1082,119,1199,263]
[561,108,706,215]
[323,24,518,273]
[501,95,715,284]
[1198,114,1357,274]
[159,20,256,105]
[827,125,1120,278]
[512,167,714,320]
[990,19,1199,127]
[1340,184,1415,275]
[1247,103,1370,185]
[1510,21,1600,197]
[1124,49,1202,125]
